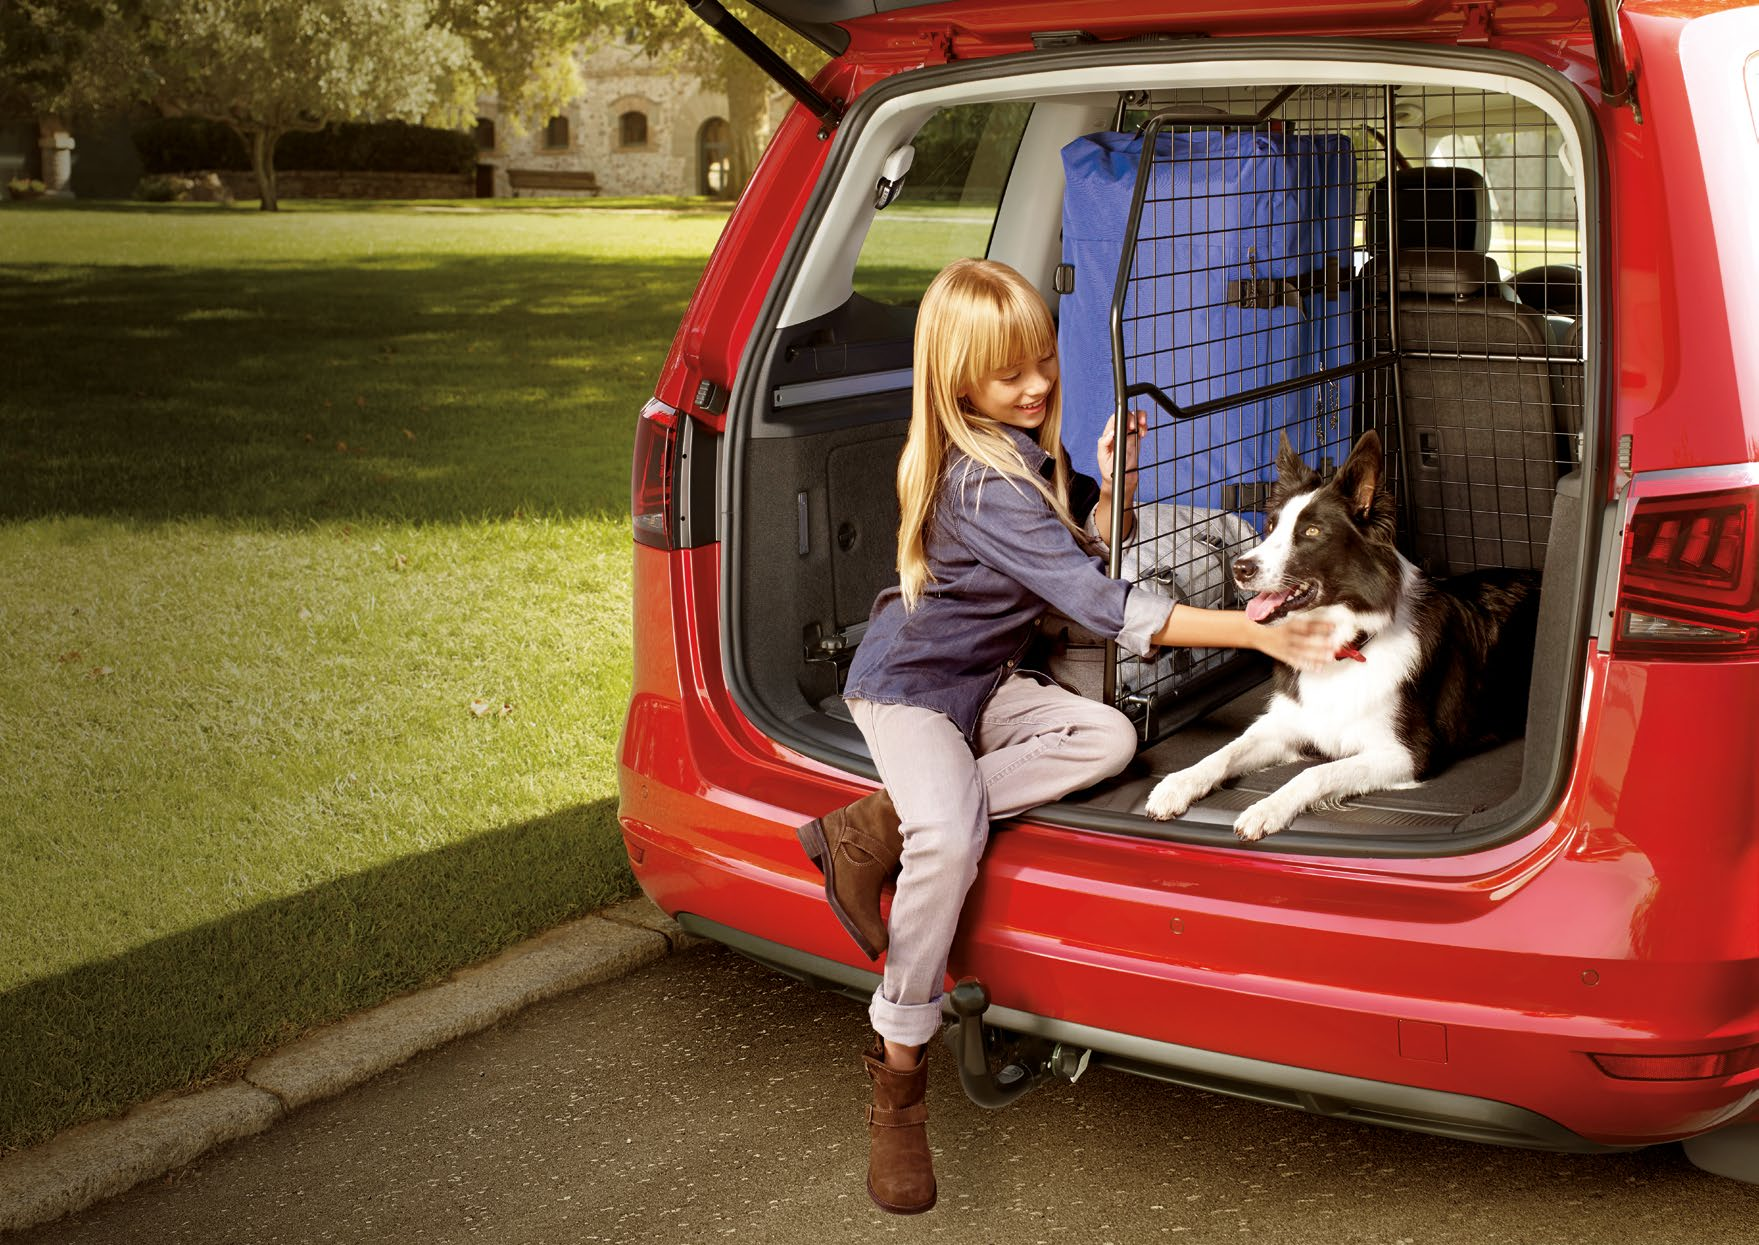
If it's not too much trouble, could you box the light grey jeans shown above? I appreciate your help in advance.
[847,672,1139,1047]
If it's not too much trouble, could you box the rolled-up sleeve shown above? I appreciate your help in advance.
[947,467,1174,656]
[1117,584,1175,658]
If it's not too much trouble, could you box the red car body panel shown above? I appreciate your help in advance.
[621,1,1759,1148]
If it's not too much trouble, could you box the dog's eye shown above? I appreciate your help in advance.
[1302,525,1321,538]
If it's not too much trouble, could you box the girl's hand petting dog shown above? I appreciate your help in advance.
[1251,615,1336,673]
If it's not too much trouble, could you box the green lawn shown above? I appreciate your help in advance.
[0,200,727,1150]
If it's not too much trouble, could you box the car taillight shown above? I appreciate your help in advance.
[1591,1043,1759,1081]
[1613,476,1759,659]
[632,400,680,549]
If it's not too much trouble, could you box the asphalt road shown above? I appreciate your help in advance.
[17,945,1759,1245]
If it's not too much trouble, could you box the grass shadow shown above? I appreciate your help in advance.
[0,797,636,1153]
[0,197,734,216]
[0,252,710,524]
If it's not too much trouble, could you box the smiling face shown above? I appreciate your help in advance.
[1234,431,1401,624]
[962,350,1059,431]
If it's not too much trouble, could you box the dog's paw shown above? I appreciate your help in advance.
[1145,770,1213,821]
[1233,799,1295,842]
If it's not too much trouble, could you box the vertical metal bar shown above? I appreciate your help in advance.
[1102,115,1172,711]
[1381,83,1417,541]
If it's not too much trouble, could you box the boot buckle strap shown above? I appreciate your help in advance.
[866,1103,929,1128]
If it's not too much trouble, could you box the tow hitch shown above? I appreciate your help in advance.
[944,977,1093,1108]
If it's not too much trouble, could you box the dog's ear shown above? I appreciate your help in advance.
[1334,430,1384,518]
[1275,432,1310,483]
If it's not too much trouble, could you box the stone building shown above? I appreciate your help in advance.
[475,43,746,199]
[3,41,774,201]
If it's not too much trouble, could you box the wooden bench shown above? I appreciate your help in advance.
[505,168,601,196]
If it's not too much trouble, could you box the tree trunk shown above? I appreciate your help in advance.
[241,127,282,211]
[719,44,775,199]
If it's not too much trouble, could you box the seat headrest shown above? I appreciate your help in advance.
[1509,264,1583,317]
[1367,167,1492,253]
[1372,249,1505,297]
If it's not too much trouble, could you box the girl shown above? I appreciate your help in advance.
[796,258,1334,1215]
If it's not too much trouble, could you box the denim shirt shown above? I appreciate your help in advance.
[843,425,1175,738]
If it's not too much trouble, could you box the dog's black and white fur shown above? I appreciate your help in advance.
[1144,429,1541,841]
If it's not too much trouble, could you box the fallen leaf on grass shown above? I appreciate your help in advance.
[392,553,408,570]
[336,440,348,453]
[57,649,81,664]
[469,699,514,718]
[402,428,416,441]
[87,666,113,680]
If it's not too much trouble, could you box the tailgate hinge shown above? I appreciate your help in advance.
[918,27,957,63]
[1453,1,1496,45]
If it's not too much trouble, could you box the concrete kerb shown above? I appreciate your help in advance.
[0,897,701,1235]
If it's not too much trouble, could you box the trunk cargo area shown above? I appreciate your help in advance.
[728,53,1596,851]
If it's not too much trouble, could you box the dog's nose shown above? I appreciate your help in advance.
[1233,558,1258,585]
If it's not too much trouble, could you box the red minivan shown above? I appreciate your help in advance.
[620,0,1759,1179]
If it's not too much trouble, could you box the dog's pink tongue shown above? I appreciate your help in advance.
[1245,590,1289,623]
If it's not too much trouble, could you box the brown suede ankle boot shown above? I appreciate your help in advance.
[863,1042,936,1214]
[795,788,902,960]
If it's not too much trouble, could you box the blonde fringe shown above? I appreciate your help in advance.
[896,260,1083,610]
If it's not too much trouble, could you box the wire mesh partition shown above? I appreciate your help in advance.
[1074,82,1583,738]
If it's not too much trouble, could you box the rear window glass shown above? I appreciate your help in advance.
[1420,128,1580,277]
[851,101,1031,305]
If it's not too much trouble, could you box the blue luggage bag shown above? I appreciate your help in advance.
[1058,129,1355,511]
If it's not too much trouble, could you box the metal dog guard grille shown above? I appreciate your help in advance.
[1094,83,1583,739]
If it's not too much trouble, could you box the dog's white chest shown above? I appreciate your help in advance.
[1272,623,1419,755]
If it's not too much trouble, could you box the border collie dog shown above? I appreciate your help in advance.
[1143,429,1541,841]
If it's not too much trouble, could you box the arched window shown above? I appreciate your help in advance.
[619,111,648,150]
[474,117,496,151]
[698,117,731,196]
[544,115,571,150]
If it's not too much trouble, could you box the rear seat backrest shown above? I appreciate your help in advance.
[1367,249,1561,574]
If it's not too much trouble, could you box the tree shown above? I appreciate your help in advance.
[435,0,588,129]
[582,1,826,198]
[52,0,589,211]
[0,1,127,113]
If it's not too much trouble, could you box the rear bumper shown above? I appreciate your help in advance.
[619,770,1759,1150]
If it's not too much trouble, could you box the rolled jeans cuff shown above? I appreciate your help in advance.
[870,987,944,1047]
[1116,586,1176,658]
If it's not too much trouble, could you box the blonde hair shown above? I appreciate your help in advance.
[896,258,1081,610]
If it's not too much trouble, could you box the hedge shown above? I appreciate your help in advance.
[134,118,476,175]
